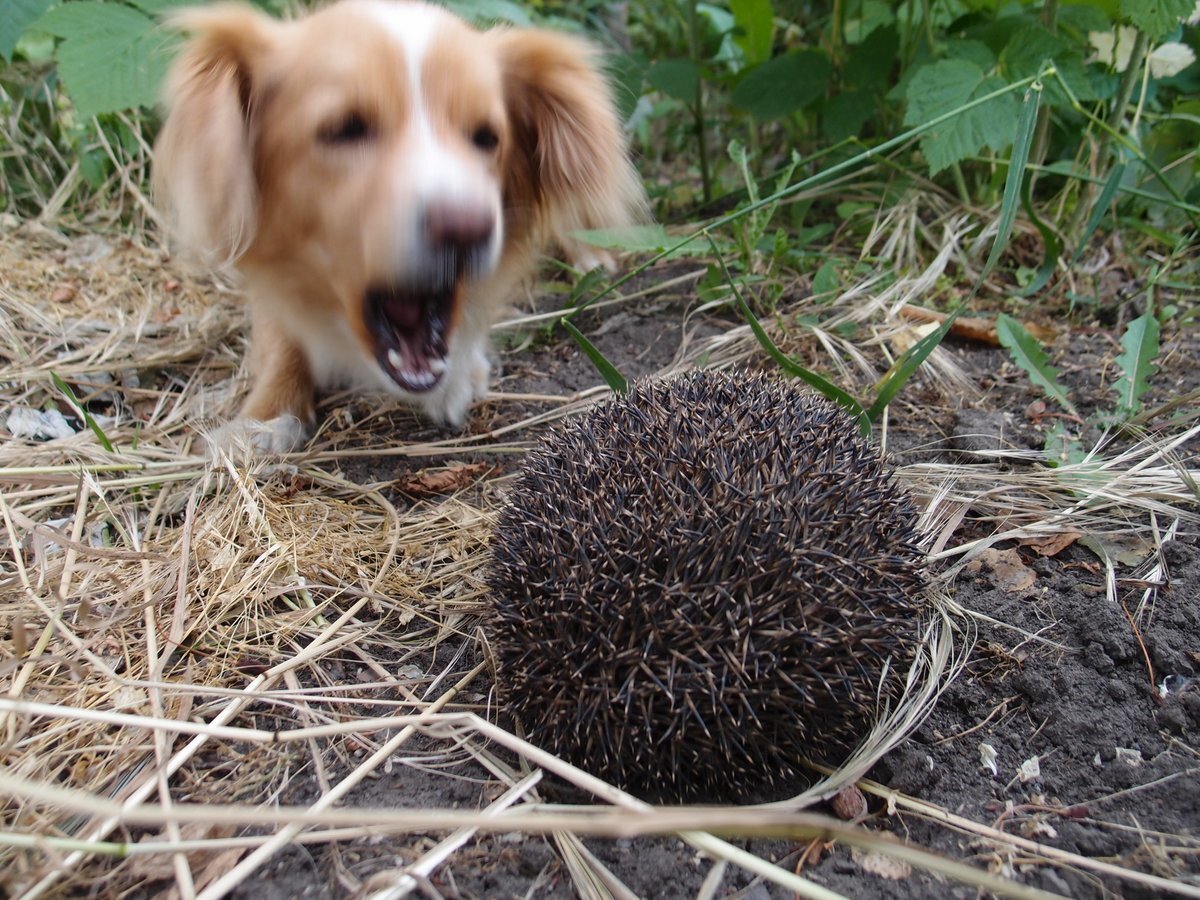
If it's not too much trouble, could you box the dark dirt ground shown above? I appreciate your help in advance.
[218,282,1200,900]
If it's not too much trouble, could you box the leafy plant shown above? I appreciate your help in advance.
[996,312,1078,417]
[1112,313,1162,419]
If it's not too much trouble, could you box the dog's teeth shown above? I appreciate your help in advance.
[428,358,446,375]
[387,349,403,370]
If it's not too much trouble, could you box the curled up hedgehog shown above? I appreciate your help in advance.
[487,369,930,803]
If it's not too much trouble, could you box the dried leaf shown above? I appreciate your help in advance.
[1080,534,1152,568]
[1019,531,1082,557]
[130,823,236,883]
[851,847,912,880]
[397,463,497,497]
[1017,755,1041,783]
[979,742,999,776]
[1115,747,1143,767]
[889,321,939,354]
[1020,819,1059,839]
[974,547,1037,593]
[899,305,1055,345]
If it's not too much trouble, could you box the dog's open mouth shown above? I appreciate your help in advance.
[365,283,453,393]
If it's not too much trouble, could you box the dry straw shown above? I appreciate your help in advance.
[1,224,1197,899]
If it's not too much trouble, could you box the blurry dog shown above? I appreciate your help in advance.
[154,0,644,451]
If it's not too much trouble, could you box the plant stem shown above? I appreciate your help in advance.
[902,0,918,76]
[950,162,970,205]
[1028,0,1059,191]
[1108,29,1150,136]
[687,0,712,203]
[830,0,844,66]
[1072,28,1150,238]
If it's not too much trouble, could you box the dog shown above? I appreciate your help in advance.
[154,0,645,452]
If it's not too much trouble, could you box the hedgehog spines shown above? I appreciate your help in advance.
[488,369,926,802]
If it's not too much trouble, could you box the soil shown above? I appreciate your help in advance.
[224,290,1200,900]
[8,227,1193,899]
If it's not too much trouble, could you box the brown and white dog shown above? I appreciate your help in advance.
[154,0,644,452]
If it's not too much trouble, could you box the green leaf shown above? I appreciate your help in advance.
[51,371,115,453]
[568,266,608,304]
[822,89,875,141]
[729,0,774,67]
[125,0,201,14]
[1112,313,1161,416]
[866,312,957,421]
[843,22,897,89]
[571,224,668,252]
[571,224,708,259]
[981,78,1041,283]
[731,50,831,120]
[996,313,1077,414]
[442,0,533,26]
[561,319,627,394]
[607,51,648,122]
[904,60,1019,174]
[1000,24,1095,105]
[1,0,54,61]
[811,260,839,296]
[1072,161,1127,262]
[1121,0,1192,39]
[1042,421,1087,468]
[944,38,996,71]
[647,58,700,102]
[844,1,895,44]
[36,2,176,116]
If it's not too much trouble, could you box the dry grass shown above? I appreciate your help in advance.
[1,221,1198,900]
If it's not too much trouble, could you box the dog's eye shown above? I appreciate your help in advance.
[320,113,373,145]
[471,125,499,152]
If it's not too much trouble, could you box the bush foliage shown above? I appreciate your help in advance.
[1,0,1196,428]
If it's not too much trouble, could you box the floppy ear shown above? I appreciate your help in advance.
[494,29,646,246]
[153,5,278,266]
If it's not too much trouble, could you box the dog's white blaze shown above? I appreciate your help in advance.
[363,0,503,276]
[362,0,445,69]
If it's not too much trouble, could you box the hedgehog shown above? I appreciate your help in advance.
[487,369,927,803]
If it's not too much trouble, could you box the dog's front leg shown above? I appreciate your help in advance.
[208,308,316,455]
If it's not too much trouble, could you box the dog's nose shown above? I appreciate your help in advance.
[423,202,494,254]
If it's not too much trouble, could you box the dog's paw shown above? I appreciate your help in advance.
[423,344,490,429]
[204,415,311,458]
[561,238,618,274]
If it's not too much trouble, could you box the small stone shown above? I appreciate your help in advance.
[831,784,868,820]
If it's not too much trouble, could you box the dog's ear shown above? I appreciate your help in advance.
[494,29,646,245]
[153,5,279,266]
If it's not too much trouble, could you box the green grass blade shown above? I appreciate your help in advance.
[51,371,116,453]
[1017,176,1061,298]
[565,74,1043,320]
[1112,312,1160,417]
[980,73,1043,283]
[700,231,868,430]
[733,293,870,433]
[561,319,627,394]
[1052,70,1198,228]
[995,313,1077,415]
[866,312,958,421]
[1072,161,1126,263]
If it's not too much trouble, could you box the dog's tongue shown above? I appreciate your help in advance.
[381,294,423,332]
